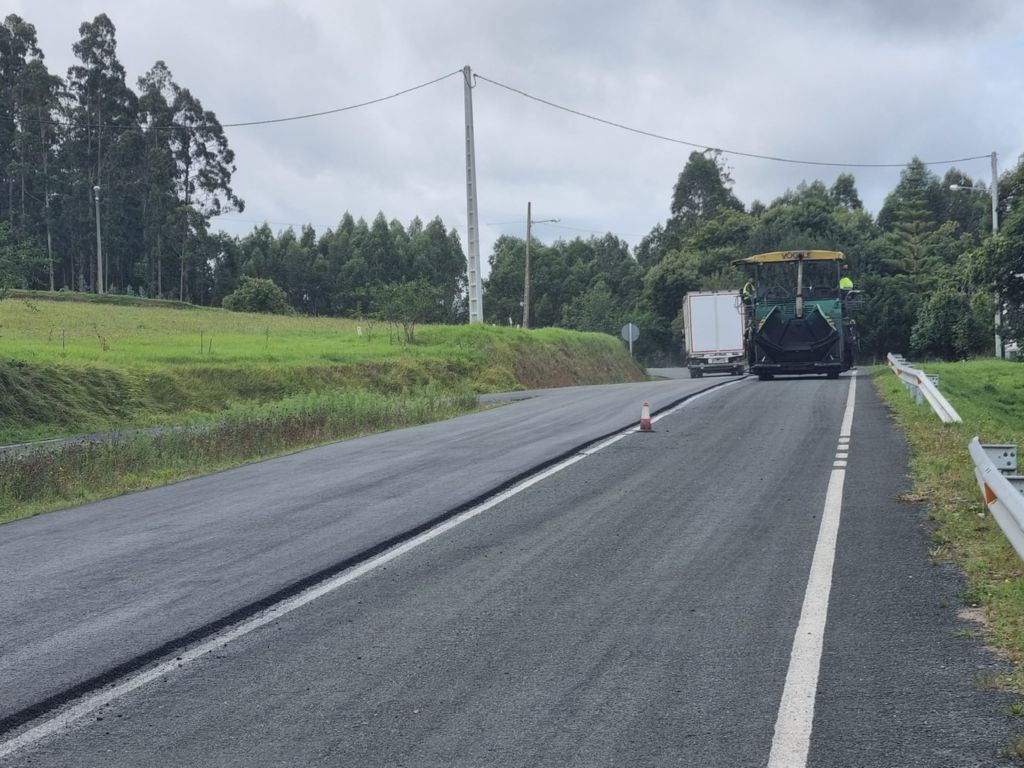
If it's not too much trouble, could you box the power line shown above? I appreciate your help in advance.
[15,70,464,133]
[13,66,992,171]
[212,211,468,232]
[473,73,992,170]
[544,222,647,238]
[485,219,644,238]
[221,70,463,127]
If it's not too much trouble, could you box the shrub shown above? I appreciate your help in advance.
[222,277,292,314]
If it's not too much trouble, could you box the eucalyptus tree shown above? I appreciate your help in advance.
[165,79,242,299]
[333,217,373,314]
[137,61,180,295]
[483,234,526,325]
[366,212,401,283]
[11,58,62,290]
[829,173,863,210]
[408,216,467,321]
[668,150,744,246]
[0,14,42,230]
[64,13,139,292]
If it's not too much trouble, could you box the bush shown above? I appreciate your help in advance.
[222,277,292,314]
[373,279,442,343]
[910,288,991,360]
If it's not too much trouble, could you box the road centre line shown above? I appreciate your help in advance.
[767,371,857,767]
[0,377,745,761]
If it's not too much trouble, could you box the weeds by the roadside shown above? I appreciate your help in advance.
[874,361,1024,687]
[0,388,478,524]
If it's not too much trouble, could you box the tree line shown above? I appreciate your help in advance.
[2,12,1022,362]
[0,13,468,321]
[484,149,1023,363]
[0,13,242,301]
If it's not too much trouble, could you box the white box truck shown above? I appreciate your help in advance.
[683,290,746,378]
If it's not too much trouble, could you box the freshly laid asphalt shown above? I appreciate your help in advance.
[0,374,728,730]
[6,370,1015,765]
[2,371,1017,766]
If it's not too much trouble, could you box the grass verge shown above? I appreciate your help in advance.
[0,293,645,443]
[0,293,646,523]
[873,359,1024,688]
[0,388,478,524]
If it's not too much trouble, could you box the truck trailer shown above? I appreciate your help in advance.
[683,290,746,378]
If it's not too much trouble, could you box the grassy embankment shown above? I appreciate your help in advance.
[0,291,645,522]
[874,360,1024,694]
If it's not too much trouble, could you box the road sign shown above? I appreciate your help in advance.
[621,323,640,357]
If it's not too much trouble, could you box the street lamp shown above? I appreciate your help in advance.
[523,201,558,329]
[949,151,1000,356]
[93,185,103,295]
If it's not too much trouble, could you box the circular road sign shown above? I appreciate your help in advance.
[620,323,640,343]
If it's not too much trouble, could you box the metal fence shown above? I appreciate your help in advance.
[886,354,1024,559]
[885,353,961,424]
[970,439,1024,560]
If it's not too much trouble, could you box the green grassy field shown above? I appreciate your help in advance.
[874,359,1024,695]
[0,291,645,522]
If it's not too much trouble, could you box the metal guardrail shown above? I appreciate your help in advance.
[970,438,1024,559]
[886,353,962,423]
[884,357,1023,558]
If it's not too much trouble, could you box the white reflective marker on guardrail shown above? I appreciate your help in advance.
[886,353,962,423]
[970,438,1024,560]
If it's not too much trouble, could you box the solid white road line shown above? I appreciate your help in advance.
[767,371,857,768]
[0,378,746,761]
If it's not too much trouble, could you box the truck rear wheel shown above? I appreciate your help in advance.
[757,371,773,381]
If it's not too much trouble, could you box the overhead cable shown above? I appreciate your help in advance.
[473,73,991,169]
[16,70,464,132]
[221,69,464,127]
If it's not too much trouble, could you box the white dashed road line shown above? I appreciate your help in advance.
[767,371,857,768]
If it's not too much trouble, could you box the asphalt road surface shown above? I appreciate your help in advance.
[1,371,1017,766]
[0,375,726,729]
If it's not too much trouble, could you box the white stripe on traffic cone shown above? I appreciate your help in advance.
[640,401,652,431]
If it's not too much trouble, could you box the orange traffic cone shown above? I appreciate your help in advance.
[640,401,653,432]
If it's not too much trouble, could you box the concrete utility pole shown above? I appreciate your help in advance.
[950,150,1001,357]
[991,151,1002,358]
[93,185,103,294]
[524,202,532,329]
[463,65,483,323]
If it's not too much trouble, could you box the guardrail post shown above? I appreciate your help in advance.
[971,438,1024,560]
[982,444,1018,474]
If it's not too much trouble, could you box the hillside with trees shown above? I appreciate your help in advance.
[1,12,1021,364]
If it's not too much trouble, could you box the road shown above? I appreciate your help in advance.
[0,371,1016,766]
[0,375,723,730]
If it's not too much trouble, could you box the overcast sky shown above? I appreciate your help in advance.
[14,1,1024,270]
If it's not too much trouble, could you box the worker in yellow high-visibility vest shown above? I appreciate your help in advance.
[741,277,756,304]
[839,263,854,290]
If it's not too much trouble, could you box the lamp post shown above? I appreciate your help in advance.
[93,184,103,294]
[950,151,999,356]
[523,201,558,329]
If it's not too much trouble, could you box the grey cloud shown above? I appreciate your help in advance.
[12,0,1024,266]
